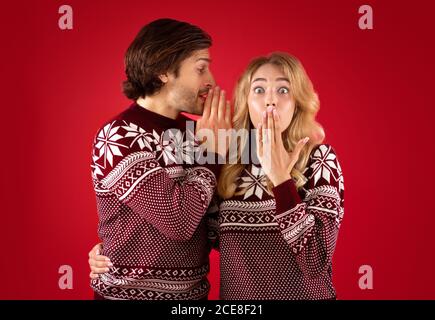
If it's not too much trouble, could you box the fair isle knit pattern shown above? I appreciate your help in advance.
[90,104,218,300]
[216,144,345,300]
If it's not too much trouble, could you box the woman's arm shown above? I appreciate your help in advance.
[272,144,344,278]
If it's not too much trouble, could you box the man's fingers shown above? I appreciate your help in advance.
[210,86,220,119]
[89,258,111,268]
[94,255,110,262]
[201,88,213,120]
[89,243,103,258]
[224,100,231,125]
[217,90,226,121]
[90,266,110,274]
[90,272,99,279]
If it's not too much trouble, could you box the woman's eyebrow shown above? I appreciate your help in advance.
[252,78,267,83]
[252,77,290,83]
[276,77,290,83]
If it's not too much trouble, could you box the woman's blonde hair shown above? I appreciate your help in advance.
[217,52,325,199]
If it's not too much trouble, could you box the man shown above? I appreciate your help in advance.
[89,18,230,300]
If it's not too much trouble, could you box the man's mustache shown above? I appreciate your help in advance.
[198,87,211,96]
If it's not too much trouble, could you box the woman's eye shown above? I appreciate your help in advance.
[278,87,289,94]
[253,87,265,94]
[198,68,205,74]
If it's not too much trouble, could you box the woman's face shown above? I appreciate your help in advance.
[248,63,295,131]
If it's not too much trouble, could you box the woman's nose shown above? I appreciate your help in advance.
[265,91,277,107]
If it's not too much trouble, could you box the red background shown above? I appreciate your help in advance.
[1,0,434,299]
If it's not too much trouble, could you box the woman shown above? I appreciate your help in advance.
[213,52,344,300]
[89,52,345,300]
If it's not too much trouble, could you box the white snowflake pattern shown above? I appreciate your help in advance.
[169,129,197,165]
[91,152,104,178]
[122,122,157,151]
[238,165,271,200]
[154,129,177,165]
[94,122,128,169]
[309,145,344,191]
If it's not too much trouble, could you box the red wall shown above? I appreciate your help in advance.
[1,0,434,299]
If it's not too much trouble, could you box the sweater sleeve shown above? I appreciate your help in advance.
[205,194,221,251]
[91,120,219,241]
[271,144,345,278]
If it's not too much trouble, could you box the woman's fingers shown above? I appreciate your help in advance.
[262,111,267,145]
[256,122,263,158]
[272,108,282,145]
[293,137,310,159]
[270,108,276,145]
[267,108,273,144]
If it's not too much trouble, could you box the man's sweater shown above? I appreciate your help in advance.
[90,103,219,300]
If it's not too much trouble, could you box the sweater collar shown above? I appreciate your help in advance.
[130,103,180,129]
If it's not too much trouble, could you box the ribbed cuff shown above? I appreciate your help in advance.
[272,178,303,214]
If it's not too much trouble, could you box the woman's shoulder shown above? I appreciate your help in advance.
[309,143,339,159]
[304,143,344,191]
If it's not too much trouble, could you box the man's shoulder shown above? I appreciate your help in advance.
[91,104,158,179]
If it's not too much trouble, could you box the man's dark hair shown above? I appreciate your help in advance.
[122,18,212,100]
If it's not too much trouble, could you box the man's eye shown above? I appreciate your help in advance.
[253,87,265,94]
[278,87,289,94]
[197,68,205,74]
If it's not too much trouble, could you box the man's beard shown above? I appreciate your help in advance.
[171,86,204,116]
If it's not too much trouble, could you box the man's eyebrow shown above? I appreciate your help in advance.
[196,58,212,63]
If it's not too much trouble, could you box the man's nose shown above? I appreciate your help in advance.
[205,72,216,89]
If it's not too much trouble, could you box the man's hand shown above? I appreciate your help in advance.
[88,243,112,279]
[196,86,232,158]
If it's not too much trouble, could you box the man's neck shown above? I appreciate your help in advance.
[136,96,180,120]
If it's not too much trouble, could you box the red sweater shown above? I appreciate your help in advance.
[90,103,219,300]
[210,144,345,300]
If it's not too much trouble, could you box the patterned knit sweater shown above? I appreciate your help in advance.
[208,144,345,300]
[90,103,219,300]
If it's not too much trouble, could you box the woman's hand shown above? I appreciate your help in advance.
[256,106,309,186]
[88,243,112,279]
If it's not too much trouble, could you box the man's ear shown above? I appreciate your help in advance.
[159,73,169,84]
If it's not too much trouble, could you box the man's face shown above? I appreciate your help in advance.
[165,48,215,115]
